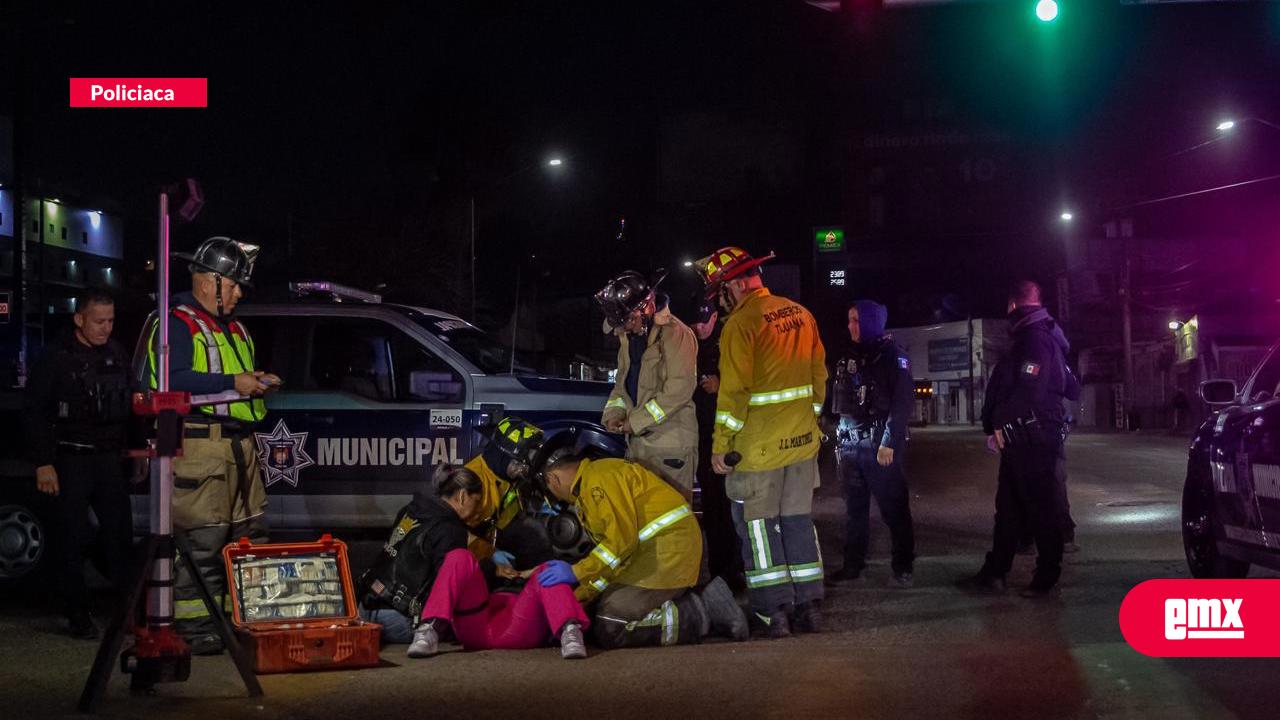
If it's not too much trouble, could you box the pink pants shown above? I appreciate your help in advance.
[421,549,590,650]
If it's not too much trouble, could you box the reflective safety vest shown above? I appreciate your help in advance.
[713,288,828,472]
[148,304,266,423]
[568,458,701,603]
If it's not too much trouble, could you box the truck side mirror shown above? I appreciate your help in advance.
[1199,379,1238,407]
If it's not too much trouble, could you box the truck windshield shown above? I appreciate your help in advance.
[412,313,531,375]
[1246,345,1280,403]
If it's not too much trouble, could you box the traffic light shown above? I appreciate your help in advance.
[1035,0,1059,23]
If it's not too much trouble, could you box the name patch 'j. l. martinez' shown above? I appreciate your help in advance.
[1022,362,1041,377]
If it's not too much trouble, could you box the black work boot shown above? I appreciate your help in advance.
[1021,570,1060,599]
[956,572,1006,595]
[756,608,793,639]
[824,567,862,587]
[698,577,749,641]
[67,610,99,640]
[791,601,822,634]
[187,633,225,656]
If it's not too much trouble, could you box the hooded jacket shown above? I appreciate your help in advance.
[602,304,699,449]
[831,300,913,450]
[981,305,1075,434]
[357,492,469,621]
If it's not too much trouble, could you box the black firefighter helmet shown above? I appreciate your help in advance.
[593,269,668,328]
[480,416,545,481]
[174,236,259,287]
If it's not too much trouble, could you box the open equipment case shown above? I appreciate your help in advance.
[223,534,382,673]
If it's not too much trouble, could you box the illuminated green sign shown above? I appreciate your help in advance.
[814,227,845,253]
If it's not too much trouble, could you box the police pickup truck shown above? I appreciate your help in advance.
[133,281,624,531]
[0,281,622,591]
[1183,339,1280,578]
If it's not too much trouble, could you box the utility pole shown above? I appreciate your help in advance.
[1109,218,1135,430]
[8,7,27,387]
[469,195,476,322]
[967,314,975,425]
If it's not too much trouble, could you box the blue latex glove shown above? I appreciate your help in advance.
[537,560,579,588]
[534,500,559,518]
[492,550,515,567]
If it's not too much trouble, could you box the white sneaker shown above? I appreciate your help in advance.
[560,622,587,660]
[407,623,439,659]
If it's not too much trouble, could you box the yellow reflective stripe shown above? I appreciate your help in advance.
[644,399,667,424]
[661,602,679,646]
[788,562,824,582]
[715,411,744,432]
[748,384,814,406]
[591,544,622,569]
[604,397,627,410]
[745,568,791,588]
[590,578,609,593]
[174,598,210,620]
[638,505,692,542]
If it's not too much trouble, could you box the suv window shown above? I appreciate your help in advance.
[307,317,464,404]
[1247,347,1280,403]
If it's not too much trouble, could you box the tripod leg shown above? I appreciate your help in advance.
[174,533,263,697]
[79,535,158,713]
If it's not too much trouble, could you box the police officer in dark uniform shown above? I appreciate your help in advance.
[23,288,134,638]
[966,280,1073,597]
[827,300,916,588]
[689,300,743,591]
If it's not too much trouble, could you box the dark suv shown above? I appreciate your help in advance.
[1183,340,1280,577]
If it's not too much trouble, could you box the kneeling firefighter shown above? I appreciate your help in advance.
[461,417,549,566]
[536,450,749,649]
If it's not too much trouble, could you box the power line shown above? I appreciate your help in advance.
[1116,172,1280,210]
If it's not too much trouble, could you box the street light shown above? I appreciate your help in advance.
[1035,0,1059,23]
[470,154,567,322]
[1216,117,1280,133]
[1060,211,1074,222]
[1169,321,1182,331]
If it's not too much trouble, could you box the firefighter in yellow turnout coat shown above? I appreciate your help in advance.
[698,246,829,638]
[596,271,699,502]
[540,455,748,648]
[461,417,544,562]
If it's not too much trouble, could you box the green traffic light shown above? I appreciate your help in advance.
[1036,0,1059,23]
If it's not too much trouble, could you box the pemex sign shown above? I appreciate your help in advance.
[814,227,845,253]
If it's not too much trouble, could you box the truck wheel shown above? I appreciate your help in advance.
[0,485,56,595]
[1182,469,1249,579]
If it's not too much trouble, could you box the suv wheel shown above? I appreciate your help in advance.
[1182,468,1249,579]
[0,491,52,592]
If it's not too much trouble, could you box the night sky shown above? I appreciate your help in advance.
[5,1,1280,342]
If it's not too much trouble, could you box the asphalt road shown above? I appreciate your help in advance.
[4,426,1279,720]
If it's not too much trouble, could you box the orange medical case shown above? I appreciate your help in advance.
[222,534,381,674]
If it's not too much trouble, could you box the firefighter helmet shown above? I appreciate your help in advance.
[481,417,545,480]
[593,269,668,327]
[175,236,259,287]
[694,246,775,299]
